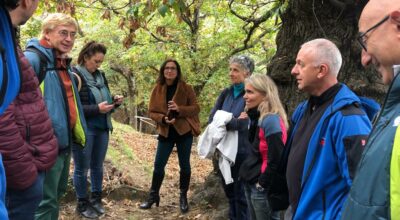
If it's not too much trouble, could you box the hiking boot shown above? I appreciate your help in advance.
[76,198,99,219]
[90,192,105,215]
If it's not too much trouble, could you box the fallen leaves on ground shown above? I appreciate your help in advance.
[59,123,221,220]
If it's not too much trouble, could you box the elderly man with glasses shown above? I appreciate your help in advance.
[24,13,87,220]
[341,0,400,219]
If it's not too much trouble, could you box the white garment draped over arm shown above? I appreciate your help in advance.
[197,110,238,184]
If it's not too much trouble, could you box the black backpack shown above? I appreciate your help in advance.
[24,46,82,90]
[24,46,54,84]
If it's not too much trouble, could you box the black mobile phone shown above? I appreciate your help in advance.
[167,110,177,120]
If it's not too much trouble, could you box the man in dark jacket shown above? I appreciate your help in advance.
[1,1,59,220]
[285,38,372,219]
[342,0,400,219]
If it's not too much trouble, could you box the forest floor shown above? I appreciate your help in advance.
[58,122,229,220]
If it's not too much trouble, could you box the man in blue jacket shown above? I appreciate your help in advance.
[24,13,87,220]
[285,38,372,219]
[342,0,400,219]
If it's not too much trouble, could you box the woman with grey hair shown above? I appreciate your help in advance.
[208,55,254,220]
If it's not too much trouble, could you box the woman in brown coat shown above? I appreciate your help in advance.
[140,58,200,213]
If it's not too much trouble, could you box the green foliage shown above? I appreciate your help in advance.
[22,0,283,128]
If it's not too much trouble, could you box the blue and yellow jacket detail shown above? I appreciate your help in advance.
[342,68,400,220]
[24,38,86,150]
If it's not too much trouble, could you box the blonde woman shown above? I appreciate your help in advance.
[238,74,288,220]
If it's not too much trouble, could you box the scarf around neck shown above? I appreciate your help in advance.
[76,65,113,130]
[75,65,112,104]
[233,82,244,98]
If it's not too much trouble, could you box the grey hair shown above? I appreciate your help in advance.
[229,55,255,74]
[301,38,342,76]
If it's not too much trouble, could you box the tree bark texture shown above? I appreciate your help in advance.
[268,0,385,115]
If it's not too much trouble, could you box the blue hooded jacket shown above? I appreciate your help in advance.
[0,7,20,115]
[288,84,372,220]
[24,38,87,150]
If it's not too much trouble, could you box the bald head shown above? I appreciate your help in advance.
[360,0,400,25]
[358,0,400,85]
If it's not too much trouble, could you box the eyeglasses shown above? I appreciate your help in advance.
[58,30,77,39]
[164,67,177,71]
[357,15,389,51]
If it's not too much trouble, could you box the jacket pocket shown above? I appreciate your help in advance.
[26,124,39,156]
[343,135,368,179]
[25,124,30,143]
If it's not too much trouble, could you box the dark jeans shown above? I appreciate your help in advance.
[6,171,45,220]
[221,153,249,220]
[153,135,193,176]
[72,127,109,198]
[244,183,280,220]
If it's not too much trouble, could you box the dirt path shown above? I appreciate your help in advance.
[59,124,227,220]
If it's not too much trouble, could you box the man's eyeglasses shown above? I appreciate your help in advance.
[58,30,77,39]
[357,15,389,51]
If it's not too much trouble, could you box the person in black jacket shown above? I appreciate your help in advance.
[239,74,288,220]
[72,41,123,218]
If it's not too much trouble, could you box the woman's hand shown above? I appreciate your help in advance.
[113,95,124,105]
[164,116,176,124]
[167,101,179,112]
[238,112,248,119]
[98,101,114,113]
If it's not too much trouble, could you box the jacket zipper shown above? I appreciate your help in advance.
[293,104,341,218]
[322,191,326,220]
[26,124,39,156]
[0,45,8,106]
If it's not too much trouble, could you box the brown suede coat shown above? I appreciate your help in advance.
[149,80,200,137]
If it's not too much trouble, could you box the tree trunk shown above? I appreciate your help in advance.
[268,0,385,115]
[126,74,138,129]
[110,63,138,129]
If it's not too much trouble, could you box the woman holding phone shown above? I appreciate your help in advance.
[139,58,200,214]
[72,41,123,218]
